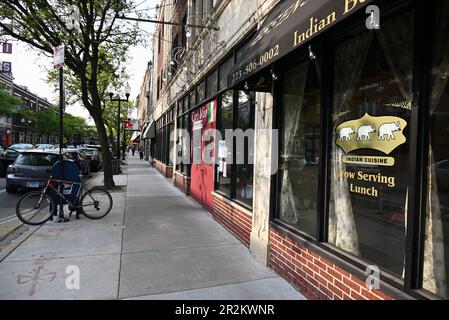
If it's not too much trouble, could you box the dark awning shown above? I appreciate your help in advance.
[142,120,155,139]
[228,0,374,87]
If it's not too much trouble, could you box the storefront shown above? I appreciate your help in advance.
[222,0,449,300]
[189,101,217,210]
[154,106,175,177]
[154,0,449,299]
[141,120,155,162]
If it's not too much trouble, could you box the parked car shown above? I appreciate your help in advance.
[5,150,60,193]
[34,144,54,150]
[9,143,34,151]
[80,148,103,172]
[64,149,90,176]
[0,148,22,178]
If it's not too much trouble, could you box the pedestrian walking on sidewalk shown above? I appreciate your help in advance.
[139,146,144,160]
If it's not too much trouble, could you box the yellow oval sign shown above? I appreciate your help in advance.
[335,113,407,155]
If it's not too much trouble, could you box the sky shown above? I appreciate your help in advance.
[0,0,159,124]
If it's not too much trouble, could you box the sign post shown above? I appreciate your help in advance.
[53,44,68,223]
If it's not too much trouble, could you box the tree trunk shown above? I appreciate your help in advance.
[90,108,115,189]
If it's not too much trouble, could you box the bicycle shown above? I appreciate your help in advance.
[16,175,113,225]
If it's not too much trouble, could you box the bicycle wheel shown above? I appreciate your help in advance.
[16,191,55,225]
[80,188,113,219]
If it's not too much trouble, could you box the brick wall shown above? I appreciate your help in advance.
[174,171,191,195]
[211,192,252,247]
[154,160,173,178]
[269,228,393,300]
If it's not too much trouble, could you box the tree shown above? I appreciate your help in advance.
[19,107,59,144]
[0,1,143,188]
[47,51,135,152]
[101,99,135,151]
[0,86,21,115]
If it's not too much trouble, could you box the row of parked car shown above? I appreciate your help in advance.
[0,143,104,193]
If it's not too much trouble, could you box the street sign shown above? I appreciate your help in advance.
[0,61,12,73]
[124,119,139,131]
[53,44,65,69]
[2,42,12,54]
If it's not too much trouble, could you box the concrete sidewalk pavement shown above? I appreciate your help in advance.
[0,155,304,300]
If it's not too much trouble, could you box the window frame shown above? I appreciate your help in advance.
[214,89,255,210]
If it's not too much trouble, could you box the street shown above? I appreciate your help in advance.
[0,177,23,220]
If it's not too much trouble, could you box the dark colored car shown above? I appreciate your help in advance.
[0,148,22,178]
[80,148,103,172]
[64,149,90,176]
[5,150,60,193]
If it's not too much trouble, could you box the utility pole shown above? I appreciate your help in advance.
[54,43,69,223]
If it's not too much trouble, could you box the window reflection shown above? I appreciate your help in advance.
[329,10,414,277]
[423,0,449,299]
[279,58,321,236]
[235,91,254,206]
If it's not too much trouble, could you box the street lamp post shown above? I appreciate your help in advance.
[107,82,131,161]
[122,118,130,161]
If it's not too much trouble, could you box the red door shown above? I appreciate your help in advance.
[190,101,216,211]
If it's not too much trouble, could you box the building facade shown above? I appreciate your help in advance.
[147,0,449,300]
[0,72,57,146]
[137,61,155,162]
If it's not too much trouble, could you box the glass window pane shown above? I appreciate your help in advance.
[328,11,414,277]
[168,124,174,165]
[217,91,233,196]
[206,69,218,99]
[197,81,205,103]
[184,95,189,112]
[219,57,233,91]
[279,58,321,237]
[190,89,196,108]
[235,90,254,207]
[423,0,449,299]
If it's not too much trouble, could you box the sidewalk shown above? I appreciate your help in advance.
[0,155,304,300]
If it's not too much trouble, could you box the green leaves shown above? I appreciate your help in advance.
[0,87,21,115]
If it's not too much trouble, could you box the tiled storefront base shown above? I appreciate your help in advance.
[211,192,252,247]
[154,160,173,178]
[174,171,191,195]
[268,227,393,300]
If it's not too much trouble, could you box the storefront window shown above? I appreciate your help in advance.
[279,58,321,237]
[235,90,254,206]
[217,91,233,196]
[168,123,174,165]
[197,81,206,103]
[182,113,189,174]
[423,0,449,299]
[190,89,196,108]
[184,95,189,113]
[328,10,414,277]
[219,57,233,91]
[206,69,218,99]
